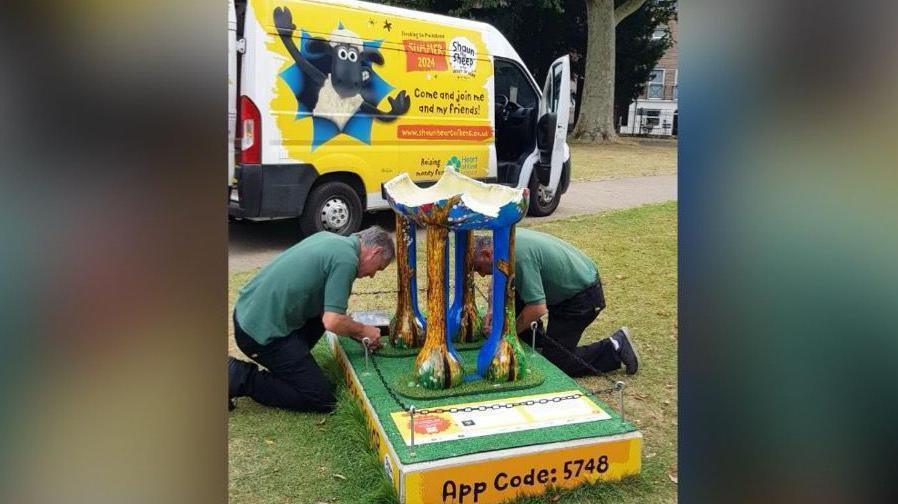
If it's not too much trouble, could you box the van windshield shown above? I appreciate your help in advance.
[495,59,537,109]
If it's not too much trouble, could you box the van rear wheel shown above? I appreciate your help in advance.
[300,181,363,236]
[527,173,561,217]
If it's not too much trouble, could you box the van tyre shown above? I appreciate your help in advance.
[300,181,363,236]
[527,173,561,217]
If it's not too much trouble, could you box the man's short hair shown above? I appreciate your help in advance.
[355,226,395,263]
[473,235,493,254]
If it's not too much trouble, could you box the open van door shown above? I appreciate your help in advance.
[536,55,571,200]
[228,0,238,189]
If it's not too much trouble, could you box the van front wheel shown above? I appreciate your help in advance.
[527,173,561,217]
[300,181,363,236]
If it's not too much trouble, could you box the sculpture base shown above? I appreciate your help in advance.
[377,339,484,358]
[393,350,545,400]
[329,332,643,504]
[350,310,486,358]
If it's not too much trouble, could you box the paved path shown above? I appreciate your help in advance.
[534,174,677,223]
[229,174,677,273]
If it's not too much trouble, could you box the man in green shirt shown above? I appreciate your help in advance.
[228,227,394,412]
[472,228,638,377]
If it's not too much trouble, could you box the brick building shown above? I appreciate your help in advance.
[619,20,678,136]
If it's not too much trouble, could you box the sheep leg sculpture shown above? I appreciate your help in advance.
[477,225,527,381]
[414,222,464,389]
[390,214,425,348]
[448,230,482,343]
[383,169,528,388]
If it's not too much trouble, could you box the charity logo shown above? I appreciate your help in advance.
[446,156,462,171]
[449,37,477,75]
[413,415,451,434]
[274,6,412,150]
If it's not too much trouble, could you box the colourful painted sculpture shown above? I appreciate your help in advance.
[417,220,464,388]
[390,213,425,348]
[448,230,482,344]
[482,226,527,381]
[383,168,529,389]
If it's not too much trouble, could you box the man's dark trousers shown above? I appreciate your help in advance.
[517,283,622,377]
[232,313,335,412]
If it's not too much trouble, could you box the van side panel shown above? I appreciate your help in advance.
[250,0,495,202]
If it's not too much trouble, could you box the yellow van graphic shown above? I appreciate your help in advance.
[230,0,572,235]
[265,0,494,182]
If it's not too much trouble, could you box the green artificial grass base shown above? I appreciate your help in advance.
[376,338,484,358]
[334,334,638,464]
[393,363,544,400]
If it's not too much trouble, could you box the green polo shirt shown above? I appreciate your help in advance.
[514,228,598,306]
[235,232,360,345]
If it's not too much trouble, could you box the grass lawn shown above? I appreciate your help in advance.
[570,138,677,182]
[228,202,678,503]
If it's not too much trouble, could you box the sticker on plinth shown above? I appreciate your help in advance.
[391,390,612,446]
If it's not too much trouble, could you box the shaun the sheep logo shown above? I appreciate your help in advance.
[274,6,412,150]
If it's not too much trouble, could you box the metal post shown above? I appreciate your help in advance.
[615,381,626,422]
[362,337,371,373]
[409,406,416,457]
[530,321,538,354]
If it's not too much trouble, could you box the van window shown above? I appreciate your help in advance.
[495,59,537,108]
[551,63,563,112]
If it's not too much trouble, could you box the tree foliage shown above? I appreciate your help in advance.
[372,0,579,83]
[377,0,563,17]
[371,0,676,135]
[614,0,677,127]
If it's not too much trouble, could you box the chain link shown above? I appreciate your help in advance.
[535,327,620,388]
[356,280,489,299]
[353,287,426,297]
[370,351,413,412]
[369,351,618,416]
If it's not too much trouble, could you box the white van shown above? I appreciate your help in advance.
[228,0,572,235]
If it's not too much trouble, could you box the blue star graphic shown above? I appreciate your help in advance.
[278,27,395,150]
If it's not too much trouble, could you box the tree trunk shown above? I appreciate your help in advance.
[572,0,646,143]
[572,0,617,142]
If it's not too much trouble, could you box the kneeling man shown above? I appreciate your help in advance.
[228,226,394,412]
[472,228,638,377]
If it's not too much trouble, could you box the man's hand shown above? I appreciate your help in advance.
[358,325,383,351]
[322,311,384,351]
[515,303,547,335]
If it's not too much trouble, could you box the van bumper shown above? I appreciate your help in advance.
[229,163,318,218]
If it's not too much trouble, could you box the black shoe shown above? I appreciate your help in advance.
[228,398,237,412]
[229,356,252,399]
[611,327,639,375]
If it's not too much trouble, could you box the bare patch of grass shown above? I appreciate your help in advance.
[570,139,677,182]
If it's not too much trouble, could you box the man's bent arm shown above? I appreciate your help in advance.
[322,311,380,346]
[515,302,547,335]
